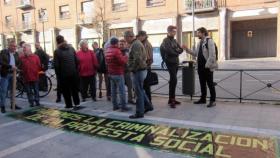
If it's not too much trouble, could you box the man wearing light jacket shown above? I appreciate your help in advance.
[185,27,218,108]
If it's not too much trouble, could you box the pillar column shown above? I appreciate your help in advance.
[277,0,280,59]
[219,8,228,61]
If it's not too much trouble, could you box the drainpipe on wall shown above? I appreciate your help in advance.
[277,0,280,59]
[219,7,227,61]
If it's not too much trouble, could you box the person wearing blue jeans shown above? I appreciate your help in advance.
[110,75,127,110]
[132,70,153,117]
[0,41,21,113]
[105,37,130,112]
[124,30,154,119]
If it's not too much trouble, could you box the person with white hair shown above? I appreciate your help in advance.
[19,43,42,107]
[76,40,99,102]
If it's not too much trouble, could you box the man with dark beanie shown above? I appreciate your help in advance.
[53,35,80,110]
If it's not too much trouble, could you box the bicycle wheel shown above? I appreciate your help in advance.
[15,77,25,98]
[39,75,52,98]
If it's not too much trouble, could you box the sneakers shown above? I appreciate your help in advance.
[207,101,216,108]
[1,107,6,113]
[193,99,206,104]
[129,114,144,119]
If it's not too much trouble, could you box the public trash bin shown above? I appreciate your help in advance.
[182,61,195,97]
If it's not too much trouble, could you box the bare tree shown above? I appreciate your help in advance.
[93,0,110,43]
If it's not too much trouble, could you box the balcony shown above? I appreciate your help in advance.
[112,3,128,12]
[77,12,94,26]
[146,0,166,7]
[17,22,33,32]
[17,0,33,10]
[185,0,217,13]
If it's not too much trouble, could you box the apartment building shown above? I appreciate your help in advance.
[0,0,279,61]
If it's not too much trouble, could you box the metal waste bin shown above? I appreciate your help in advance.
[182,61,195,97]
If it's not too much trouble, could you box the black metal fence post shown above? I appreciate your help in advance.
[239,70,243,103]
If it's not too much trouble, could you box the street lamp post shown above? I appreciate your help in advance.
[192,0,196,54]
[39,8,46,51]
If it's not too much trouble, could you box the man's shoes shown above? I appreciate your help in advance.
[169,103,176,109]
[99,91,102,98]
[129,114,144,119]
[113,107,120,111]
[1,107,6,113]
[92,98,97,102]
[10,105,22,110]
[107,96,111,101]
[56,98,61,103]
[144,107,154,113]
[168,99,181,105]
[207,101,216,108]
[193,99,206,104]
[35,102,41,106]
[30,104,34,107]
[82,98,86,102]
[128,100,136,104]
[121,107,131,112]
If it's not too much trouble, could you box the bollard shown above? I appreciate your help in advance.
[11,69,16,111]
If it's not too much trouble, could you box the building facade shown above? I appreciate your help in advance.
[0,0,279,61]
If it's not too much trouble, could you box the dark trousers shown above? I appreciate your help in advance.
[198,68,216,102]
[56,78,62,100]
[80,75,96,100]
[166,63,178,99]
[25,81,39,106]
[143,68,152,102]
[60,75,80,108]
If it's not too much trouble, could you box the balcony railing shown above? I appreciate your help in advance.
[146,0,166,7]
[185,0,217,13]
[17,22,33,31]
[112,3,128,12]
[77,12,94,25]
[17,0,33,10]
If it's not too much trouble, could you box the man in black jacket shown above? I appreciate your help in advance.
[160,25,184,108]
[0,41,21,113]
[53,35,80,110]
[35,43,49,91]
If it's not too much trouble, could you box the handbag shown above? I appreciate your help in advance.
[147,71,158,86]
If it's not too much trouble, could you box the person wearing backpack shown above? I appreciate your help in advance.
[185,27,218,108]
[160,25,184,108]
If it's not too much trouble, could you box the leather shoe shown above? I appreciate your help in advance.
[168,99,181,105]
[11,105,22,110]
[113,107,120,111]
[1,107,6,113]
[207,101,216,108]
[129,114,144,119]
[121,107,131,112]
[144,107,154,113]
[193,99,206,104]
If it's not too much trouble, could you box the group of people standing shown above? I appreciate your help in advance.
[0,41,49,113]
[0,26,218,119]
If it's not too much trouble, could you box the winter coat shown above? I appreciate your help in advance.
[0,49,20,77]
[19,54,41,83]
[160,36,183,65]
[76,49,99,77]
[35,48,49,71]
[128,39,147,72]
[105,45,128,75]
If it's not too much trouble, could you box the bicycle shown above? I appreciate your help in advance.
[16,71,53,98]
